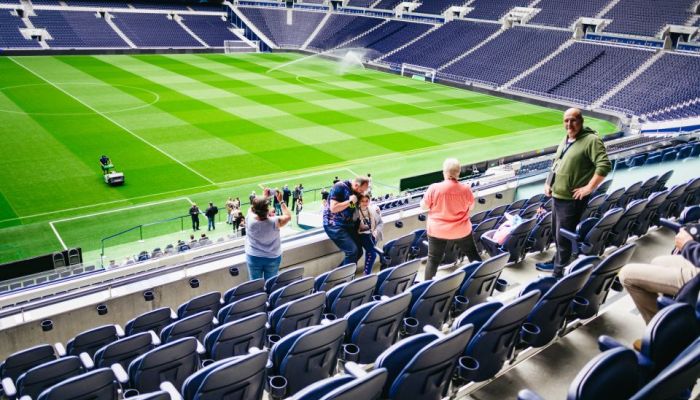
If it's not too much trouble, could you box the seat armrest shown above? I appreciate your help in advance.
[374,247,384,257]
[2,377,17,399]
[343,362,367,378]
[598,335,625,352]
[517,389,545,400]
[114,324,125,337]
[656,294,675,309]
[110,363,129,385]
[422,325,443,337]
[558,228,579,242]
[160,381,184,400]
[149,330,162,346]
[54,342,66,357]
[196,340,206,355]
[79,352,95,370]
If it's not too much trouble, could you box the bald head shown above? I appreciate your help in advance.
[564,108,584,138]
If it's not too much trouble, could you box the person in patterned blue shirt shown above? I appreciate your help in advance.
[323,176,370,267]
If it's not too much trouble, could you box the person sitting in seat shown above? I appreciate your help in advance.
[99,155,113,174]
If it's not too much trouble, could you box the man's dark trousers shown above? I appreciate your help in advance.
[191,216,199,231]
[552,196,589,278]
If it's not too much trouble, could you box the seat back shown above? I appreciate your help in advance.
[523,265,594,347]
[0,344,57,382]
[617,181,642,208]
[266,267,305,294]
[458,253,509,307]
[375,259,419,297]
[582,208,623,255]
[205,313,267,361]
[662,183,689,219]
[409,270,465,330]
[527,211,553,253]
[128,337,199,393]
[567,348,642,400]
[125,307,174,336]
[94,332,154,370]
[641,303,700,376]
[501,218,538,262]
[608,199,648,247]
[160,310,214,344]
[593,180,612,196]
[679,204,700,224]
[272,319,348,396]
[176,291,221,319]
[66,325,120,358]
[654,170,673,191]
[581,194,606,220]
[326,274,378,318]
[600,188,624,214]
[376,324,473,400]
[470,211,488,225]
[638,175,659,199]
[472,217,499,253]
[633,190,668,236]
[632,337,700,400]
[269,277,315,310]
[17,356,84,399]
[487,204,509,219]
[411,229,428,259]
[346,293,412,364]
[269,292,325,337]
[519,203,540,220]
[684,177,700,206]
[181,351,268,400]
[223,279,265,304]
[37,368,118,400]
[217,292,268,324]
[291,368,388,400]
[381,232,416,268]
[314,263,356,293]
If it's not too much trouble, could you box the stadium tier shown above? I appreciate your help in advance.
[338,20,433,57]
[413,0,464,15]
[600,0,697,37]
[0,11,41,48]
[179,14,238,47]
[238,7,326,48]
[306,13,384,51]
[465,0,530,20]
[527,0,611,28]
[32,10,130,48]
[110,12,203,47]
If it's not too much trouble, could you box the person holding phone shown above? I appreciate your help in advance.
[323,176,370,267]
[245,190,292,280]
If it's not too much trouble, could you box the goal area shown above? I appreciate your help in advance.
[224,40,259,54]
[400,63,436,83]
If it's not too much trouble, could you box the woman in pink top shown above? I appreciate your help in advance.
[420,158,482,280]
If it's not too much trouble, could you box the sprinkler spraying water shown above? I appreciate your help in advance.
[266,48,379,76]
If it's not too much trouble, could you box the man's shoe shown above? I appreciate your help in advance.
[535,262,554,272]
[633,339,642,352]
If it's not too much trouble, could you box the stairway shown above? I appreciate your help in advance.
[175,15,209,48]
[105,13,136,48]
[301,11,332,50]
[500,38,575,90]
[595,0,622,18]
[333,19,389,50]
[227,4,278,49]
[438,27,504,71]
[591,50,664,109]
[375,24,439,62]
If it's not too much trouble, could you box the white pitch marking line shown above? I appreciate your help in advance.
[8,57,215,185]
[49,221,68,250]
[51,197,192,225]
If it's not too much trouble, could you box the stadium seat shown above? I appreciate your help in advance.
[486,203,509,219]
[658,183,688,220]
[632,190,669,237]
[269,319,348,396]
[13,356,86,399]
[481,217,538,263]
[519,203,541,219]
[266,267,304,294]
[204,312,267,361]
[631,336,700,400]
[451,291,541,382]
[573,244,636,320]
[176,291,221,319]
[314,263,356,292]
[661,150,677,162]
[644,153,662,165]
[159,310,214,344]
[682,176,700,206]
[268,292,325,338]
[66,324,124,358]
[217,292,267,324]
[406,270,465,330]
[607,198,649,247]
[679,205,700,224]
[1,345,59,383]
[559,208,624,257]
[268,277,315,310]
[654,170,673,191]
[94,331,157,370]
[617,181,642,208]
[343,292,412,364]
[456,253,509,309]
[410,229,428,259]
[223,278,265,304]
[128,337,199,393]
[472,217,500,254]
[626,154,646,168]
[36,368,119,400]
[181,350,268,400]
[526,211,553,254]
[527,193,545,205]
[470,210,489,225]
[507,199,528,212]
[291,363,388,400]
[637,175,659,199]
[374,259,419,297]
[377,232,416,269]
[593,180,612,196]
[125,307,175,336]
[374,324,474,400]
[599,187,625,214]
[325,274,378,318]
[677,145,694,160]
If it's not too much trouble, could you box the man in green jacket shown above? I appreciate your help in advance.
[538,108,612,278]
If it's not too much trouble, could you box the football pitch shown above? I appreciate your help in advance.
[0,52,617,265]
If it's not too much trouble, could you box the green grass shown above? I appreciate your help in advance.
[0,52,617,264]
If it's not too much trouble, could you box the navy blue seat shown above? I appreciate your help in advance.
[519,203,540,220]
[644,153,662,165]
[661,150,677,162]
[160,310,214,344]
[472,217,499,254]
[658,183,688,220]
[527,193,545,205]
[617,181,642,208]
[15,356,85,399]
[638,175,659,199]
[344,293,412,364]
[607,199,649,247]
[527,211,553,254]
[560,208,624,257]
[291,364,388,400]
[481,217,538,263]
[632,190,669,237]
[217,292,267,324]
[691,143,700,158]
[36,368,118,400]
[683,176,700,206]
[593,180,612,196]
[581,194,606,220]
[457,253,509,309]
[487,203,509,219]
[269,277,314,310]
[508,199,529,212]
[128,337,199,393]
[67,324,122,358]
[599,188,624,215]
[653,170,673,192]
[626,154,646,168]
[176,291,221,319]
[314,263,356,293]
[326,274,377,318]
[677,145,694,159]
[520,263,594,348]
[181,350,267,400]
[470,211,489,225]
[223,278,265,304]
[631,337,700,400]
[451,291,541,382]
[374,259,419,297]
[268,292,325,338]
[265,267,304,294]
[94,331,156,370]
[410,229,428,259]
[0,345,58,383]
[407,270,465,330]
[375,324,474,400]
[573,244,636,320]
[269,319,348,396]
[378,232,416,269]
[204,312,267,361]
[679,205,700,224]
[125,307,175,336]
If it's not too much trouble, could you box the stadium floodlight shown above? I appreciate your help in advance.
[401,63,436,83]
[224,39,259,54]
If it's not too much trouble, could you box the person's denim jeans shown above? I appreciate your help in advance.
[246,254,282,280]
[207,217,215,231]
[324,224,361,267]
[359,234,377,274]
